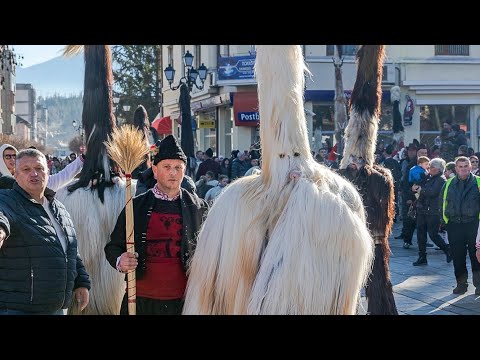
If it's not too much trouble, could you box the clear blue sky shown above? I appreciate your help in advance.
[12,45,66,68]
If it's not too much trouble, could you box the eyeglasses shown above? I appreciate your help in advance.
[3,154,16,160]
[471,161,478,163]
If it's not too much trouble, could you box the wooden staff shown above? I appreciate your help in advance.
[105,125,150,315]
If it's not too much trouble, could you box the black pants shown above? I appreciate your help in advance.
[402,215,416,244]
[393,185,399,220]
[120,294,184,315]
[416,213,448,257]
[447,220,480,287]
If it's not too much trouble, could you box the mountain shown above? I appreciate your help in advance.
[15,55,84,97]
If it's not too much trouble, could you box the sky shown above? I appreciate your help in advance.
[12,45,66,68]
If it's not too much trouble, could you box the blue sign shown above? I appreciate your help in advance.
[218,55,256,81]
[237,111,259,123]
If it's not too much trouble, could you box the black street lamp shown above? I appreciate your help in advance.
[164,50,208,92]
[163,50,208,177]
[72,120,85,145]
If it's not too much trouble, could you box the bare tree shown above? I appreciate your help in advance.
[333,45,348,156]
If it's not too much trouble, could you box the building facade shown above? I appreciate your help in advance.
[36,104,48,146]
[161,45,480,157]
[0,47,16,135]
[15,83,37,141]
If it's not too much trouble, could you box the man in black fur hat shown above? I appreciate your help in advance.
[105,135,209,315]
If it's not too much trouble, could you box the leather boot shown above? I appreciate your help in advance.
[413,255,428,266]
[453,283,468,294]
[453,275,468,294]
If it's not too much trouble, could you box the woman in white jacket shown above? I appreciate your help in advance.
[0,143,84,191]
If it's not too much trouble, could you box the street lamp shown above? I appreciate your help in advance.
[72,120,85,146]
[164,50,208,92]
[163,50,208,177]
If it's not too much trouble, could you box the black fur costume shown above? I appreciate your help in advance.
[339,164,398,315]
[339,45,398,315]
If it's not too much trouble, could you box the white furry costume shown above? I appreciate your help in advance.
[183,45,374,315]
[56,181,130,314]
[55,46,129,315]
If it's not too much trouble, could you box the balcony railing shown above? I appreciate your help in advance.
[435,45,469,56]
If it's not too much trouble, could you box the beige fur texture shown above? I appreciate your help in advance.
[56,179,135,314]
[183,45,374,315]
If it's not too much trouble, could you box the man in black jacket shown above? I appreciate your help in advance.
[0,149,91,315]
[105,135,208,315]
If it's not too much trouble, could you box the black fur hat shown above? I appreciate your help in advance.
[153,135,187,165]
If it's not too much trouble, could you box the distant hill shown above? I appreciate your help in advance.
[16,55,84,97]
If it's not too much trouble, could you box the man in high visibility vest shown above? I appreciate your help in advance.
[441,156,480,295]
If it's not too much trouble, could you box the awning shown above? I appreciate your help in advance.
[151,114,172,135]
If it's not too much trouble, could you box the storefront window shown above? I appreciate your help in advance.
[312,104,335,148]
[420,105,470,147]
[326,45,357,56]
[201,110,217,154]
[312,101,394,149]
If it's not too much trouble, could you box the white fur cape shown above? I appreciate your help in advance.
[56,179,135,314]
[183,45,374,315]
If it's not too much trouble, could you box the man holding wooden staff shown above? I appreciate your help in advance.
[105,135,208,315]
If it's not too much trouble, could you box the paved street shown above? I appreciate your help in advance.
[359,221,480,315]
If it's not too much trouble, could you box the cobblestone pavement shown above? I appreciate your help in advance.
[359,221,480,315]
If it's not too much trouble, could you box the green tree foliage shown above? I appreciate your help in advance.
[112,45,160,124]
[37,94,83,153]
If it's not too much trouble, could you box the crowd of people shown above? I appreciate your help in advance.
[2,124,480,314]
[2,118,480,314]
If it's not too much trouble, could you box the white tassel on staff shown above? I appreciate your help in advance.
[105,125,150,315]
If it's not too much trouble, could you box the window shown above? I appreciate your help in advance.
[202,110,217,154]
[312,101,394,148]
[219,45,230,57]
[181,45,185,77]
[326,45,357,56]
[435,45,469,56]
[420,104,470,147]
[195,45,201,69]
[167,45,173,67]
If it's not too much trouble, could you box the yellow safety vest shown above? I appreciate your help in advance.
[442,175,480,224]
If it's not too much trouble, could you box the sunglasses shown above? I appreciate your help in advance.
[3,154,16,160]
[471,160,478,163]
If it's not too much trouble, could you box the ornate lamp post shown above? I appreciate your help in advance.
[72,120,85,151]
[163,50,208,176]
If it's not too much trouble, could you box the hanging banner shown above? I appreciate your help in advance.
[218,55,255,81]
[403,95,414,126]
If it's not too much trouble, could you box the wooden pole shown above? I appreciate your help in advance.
[125,174,136,315]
